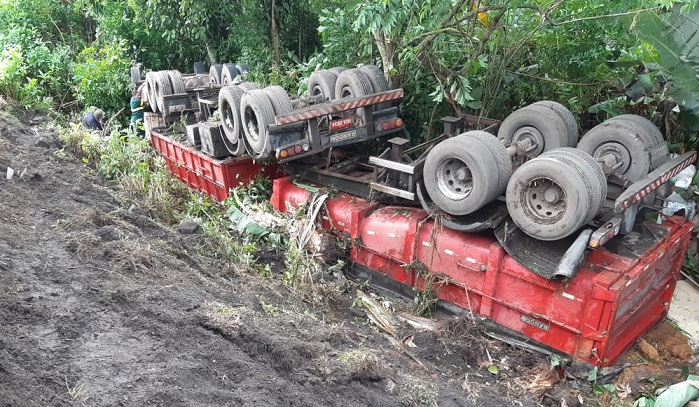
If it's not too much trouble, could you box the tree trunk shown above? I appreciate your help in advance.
[373,30,400,88]
[270,0,281,68]
[204,39,216,66]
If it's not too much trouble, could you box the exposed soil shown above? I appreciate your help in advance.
[0,108,695,407]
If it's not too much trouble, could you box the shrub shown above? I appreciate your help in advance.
[73,39,131,118]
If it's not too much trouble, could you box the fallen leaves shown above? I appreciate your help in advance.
[525,365,560,397]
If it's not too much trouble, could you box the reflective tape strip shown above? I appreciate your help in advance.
[275,89,404,125]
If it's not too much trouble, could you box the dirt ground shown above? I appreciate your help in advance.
[0,108,695,407]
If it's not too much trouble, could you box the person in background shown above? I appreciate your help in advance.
[82,108,105,131]
[130,85,149,139]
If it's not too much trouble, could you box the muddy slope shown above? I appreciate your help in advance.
[0,110,539,406]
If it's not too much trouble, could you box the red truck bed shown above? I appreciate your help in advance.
[150,131,280,201]
[271,177,690,366]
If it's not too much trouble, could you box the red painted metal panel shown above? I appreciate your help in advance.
[150,131,280,201]
[271,179,692,366]
[357,207,428,264]
[271,178,312,213]
[271,178,379,238]
[324,194,380,237]
[416,223,494,294]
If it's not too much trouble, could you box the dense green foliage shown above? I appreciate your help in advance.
[0,0,697,146]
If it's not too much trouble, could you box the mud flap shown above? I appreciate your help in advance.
[494,220,585,279]
[416,183,509,232]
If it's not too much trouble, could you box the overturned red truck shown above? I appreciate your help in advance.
[142,63,696,366]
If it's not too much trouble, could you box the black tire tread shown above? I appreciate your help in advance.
[221,63,240,85]
[145,72,159,113]
[577,121,652,183]
[608,114,664,145]
[240,89,276,158]
[334,68,374,99]
[219,85,246,155]
[459,130,512,197]
[209,64,223,84]
[498,104,568,156]
[308,70,338,100]
[531,100,578,147]
[542,148,606,217]
[358,65,389,93]
[168,70,185,94]
[238,82,261,92]
[423,134,498,215]
[263,85,293,115]
[506,155,594,241]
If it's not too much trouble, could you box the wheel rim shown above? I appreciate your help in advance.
[310,85,324,97]
[222,102,236,143]
[521,177,567,224]
[244,106,262,146]
[339,86,354,99]
[435,157,474,200]
[591,141,631,176]
[512,125,545,157]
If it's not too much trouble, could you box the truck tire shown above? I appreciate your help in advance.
[167,70,185,94]
[498,104,569,157]
[358,65,389,93]
[130,66,141,88]
[209,64,223,85]
[307,70,338,101]
[193,61,207,74]
[542,148,607,217]
[423,134,498,216]
[459,130,512,198]
[158,71,173,95]
[263,85,293,115]
[219,85,247,156]
[235,63,250,75]
[183,76,201,90]
[140,80,151,106]
[607,114,664,145]
[576,121,652,183]
[145,72,159,113]
[238,82,261,92]
[605,116,670,170]
[335,68,374,99]
[531,100,578,147]
[506,152,600,241]
[155,72,173,113]
[329,67,346,76]
[221,63,240,85]
[240,89,276,159]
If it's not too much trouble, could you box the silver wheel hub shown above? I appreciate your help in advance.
[512,125,545,157]
[436,158,473,200]
[593,142,631,175]
[521,178,566,224]
[244,107,260,142]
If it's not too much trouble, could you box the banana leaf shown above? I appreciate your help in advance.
[653,374,699,407]
[636,8,699,130]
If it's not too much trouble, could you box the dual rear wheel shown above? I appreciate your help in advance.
[506,114,668,241]
[307,65,389,101]
[423,103,670,241]
[423,101,577,217]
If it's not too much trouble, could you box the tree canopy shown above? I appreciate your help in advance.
[0,0,697,147]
